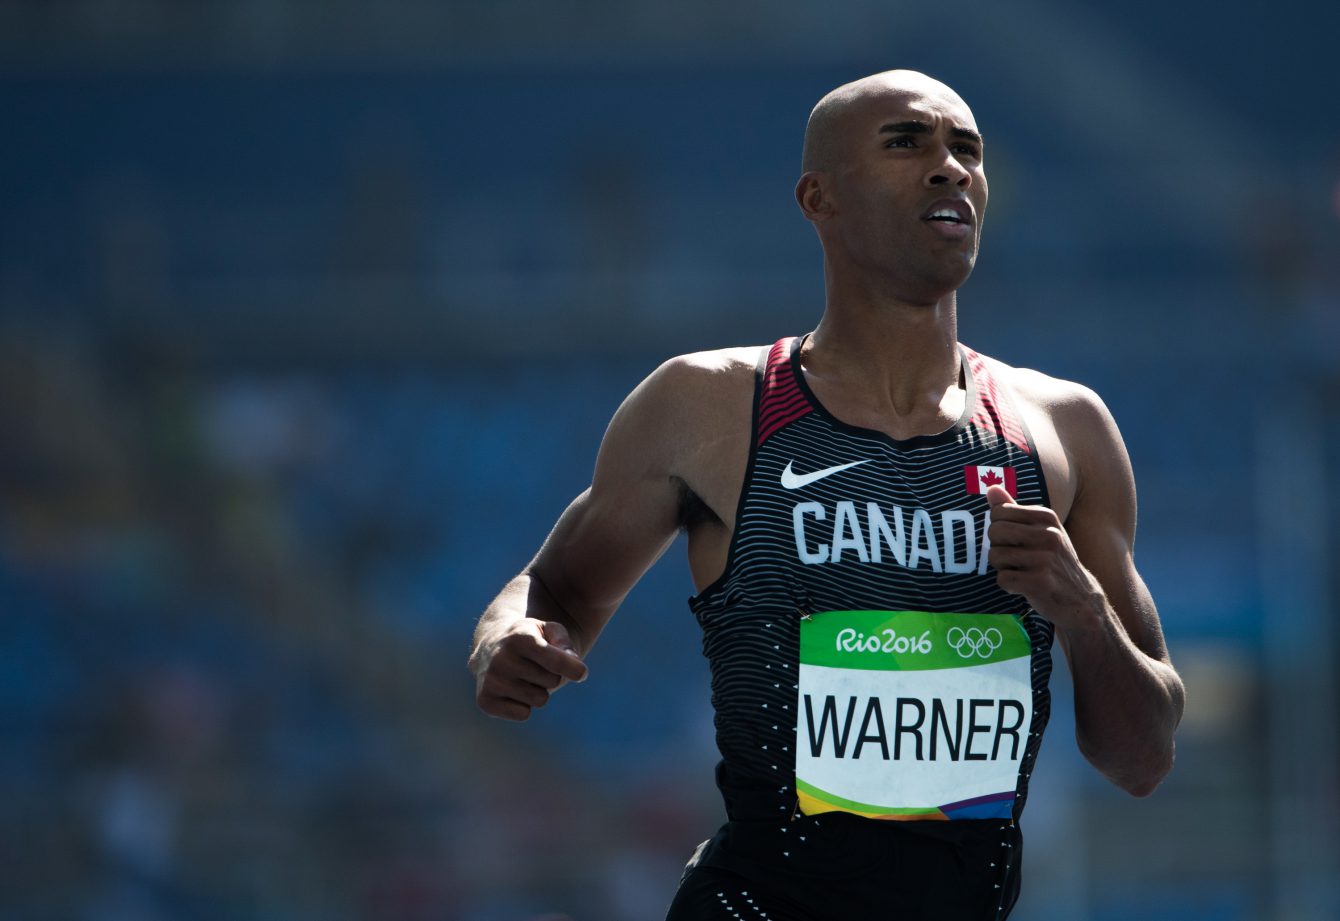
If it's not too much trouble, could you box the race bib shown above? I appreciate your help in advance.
[796,609,1033,821]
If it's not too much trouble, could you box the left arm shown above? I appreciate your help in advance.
[986,387,1184,796]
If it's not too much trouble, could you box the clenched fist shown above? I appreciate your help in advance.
[985,484,1105,631]
[469,618,589,721]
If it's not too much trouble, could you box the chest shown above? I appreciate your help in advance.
[743,415,1046,582]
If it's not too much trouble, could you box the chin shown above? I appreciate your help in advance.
[906,257,976,301]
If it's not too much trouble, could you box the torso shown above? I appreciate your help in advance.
[681,335,1056,839]
[679,341,1079,593]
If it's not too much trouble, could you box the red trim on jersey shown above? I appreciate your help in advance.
[756,338,813,446]
[962,347,1032,455]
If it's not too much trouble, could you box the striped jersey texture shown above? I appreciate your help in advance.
[689,336,1055,832]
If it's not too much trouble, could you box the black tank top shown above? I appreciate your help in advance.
[690,336,1054,836]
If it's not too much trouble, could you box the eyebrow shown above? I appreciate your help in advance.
[878,120,984,147]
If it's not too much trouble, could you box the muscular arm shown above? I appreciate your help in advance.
[467,355,721,721]
[988,386,1184,796]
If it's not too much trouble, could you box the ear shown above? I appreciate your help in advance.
[795,171,834,223]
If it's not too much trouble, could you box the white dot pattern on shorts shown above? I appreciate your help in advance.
[715,889,771,920]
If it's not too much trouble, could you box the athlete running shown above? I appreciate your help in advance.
[467,69,1185,920]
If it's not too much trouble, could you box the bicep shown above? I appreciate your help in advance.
[1062,394,1172,665]
[527,364,689,641]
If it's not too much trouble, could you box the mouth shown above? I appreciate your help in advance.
[921,198,974,240]
[921,199,974,226]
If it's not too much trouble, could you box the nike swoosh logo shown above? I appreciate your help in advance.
[780,459,870,490]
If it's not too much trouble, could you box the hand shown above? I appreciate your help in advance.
[985,484,1105,631]
[470,618,589,721]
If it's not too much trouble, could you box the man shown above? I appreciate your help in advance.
[468,69,1184,919]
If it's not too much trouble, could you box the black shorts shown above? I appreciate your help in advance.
[667,863,826,921]
[665,813,1021,921]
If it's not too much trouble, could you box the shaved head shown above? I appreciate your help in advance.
[794,68,988,303]
[801,70,973,173]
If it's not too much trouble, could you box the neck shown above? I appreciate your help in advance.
[805,289,961,417]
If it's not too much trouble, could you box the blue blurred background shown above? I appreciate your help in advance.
[2,3,1338,919]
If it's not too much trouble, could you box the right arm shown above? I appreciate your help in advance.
[467,356,705,721]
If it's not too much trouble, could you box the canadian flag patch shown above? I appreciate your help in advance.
[965,465,1017,497]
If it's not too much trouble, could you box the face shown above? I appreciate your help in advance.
[802,75,989,301]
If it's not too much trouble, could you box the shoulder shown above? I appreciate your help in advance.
[977,352,1121,444]
[647,346,763,392]
[589,345,764,527]
[971,351,1131,523]
[598,345,764,464]
[976,353,1106,422]
[622,346,762,426]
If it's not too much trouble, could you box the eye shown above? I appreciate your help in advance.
[953,142,981,159]
[885,135,916,148]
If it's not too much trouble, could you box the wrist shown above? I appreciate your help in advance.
[1050,586,1110,636]
[468,616,519,674]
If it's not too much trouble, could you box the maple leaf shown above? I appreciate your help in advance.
[980,469,1003,487]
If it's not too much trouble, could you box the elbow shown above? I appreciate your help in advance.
[1115,741,1176,798]
[1079,733,1176,798]
[1122,775,1163,799]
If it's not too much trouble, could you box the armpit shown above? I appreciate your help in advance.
[673,476,724,532]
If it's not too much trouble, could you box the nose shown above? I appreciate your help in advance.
[924,145,972,189]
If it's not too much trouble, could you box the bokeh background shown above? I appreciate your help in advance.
[2,3,1338,920]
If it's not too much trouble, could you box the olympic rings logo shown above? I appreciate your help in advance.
[946,626,1003,659]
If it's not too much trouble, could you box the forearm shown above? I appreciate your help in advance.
[467,361,698,719]
[1061,601,1185,796]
